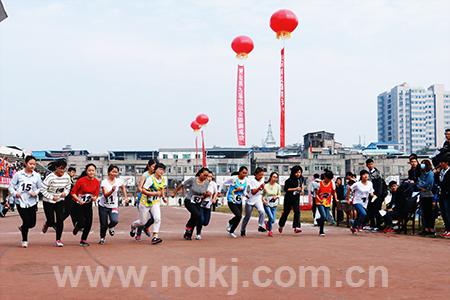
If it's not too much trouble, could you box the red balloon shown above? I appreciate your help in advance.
[196,114,209,126]
[191,121,201,131]
[231,36,254,59]
[270,9,298,39]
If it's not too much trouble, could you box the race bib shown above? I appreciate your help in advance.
[233,194,242,204]
[200,200,210,208]
[106,195,115,205]
[80,194,92,204]
[191,196,202,204]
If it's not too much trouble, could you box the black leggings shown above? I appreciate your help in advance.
[63,195,76,227]
[420,197,435,230]
[17,205,37,242]
[228,202,243,233]
[73,202,93,241]
[367,197,384,228]
[279,197,300,228]
[184,199,201,231]
[43,201,64,240]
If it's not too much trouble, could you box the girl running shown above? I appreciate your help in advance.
[130,163,167,245]
[135,159,158,241]
[173,168,211,240]
[195,171,219,240]
[315,170,337,236]
[278,165,304,234]
[224,166,249,238]
[8,156,43,248]
[98,165,129,245]
[241,167,266,236]
[263,172,281,237]
[40,159,72,247]
[71,164,100,247]
[348,170,375,234]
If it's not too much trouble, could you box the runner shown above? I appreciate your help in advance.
[130,163,167,245]
[8,156,43,248]
[195,171,218,240]
[224,166,249,238]
[40,159,72,247]
[62,167,77,227]
[315,170,337,236]
[71,164,100,247]
[97,165,129,245]
[240,167,267,237]
[263,172,281,237]
[278,165,304,234]
[348,170,375,235]
[135,159,158,241]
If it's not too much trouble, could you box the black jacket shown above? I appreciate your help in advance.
[369,168,387,199]
[283,176,305,202]
[439,168,450,201]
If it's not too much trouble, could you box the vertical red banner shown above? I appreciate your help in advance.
[201,130,207,167]
[195,135,199,173]
[280,47,285,148]
[236,65,246,146]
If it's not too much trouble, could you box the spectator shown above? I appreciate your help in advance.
[438,154,450,238]
[366,159,388,231]
[417,160,435,236]
[432,128,450,168]
[408,154,421,183]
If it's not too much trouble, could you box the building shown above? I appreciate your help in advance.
[378,83,450,153]
[262,122,277,147]
[303,131,343,158]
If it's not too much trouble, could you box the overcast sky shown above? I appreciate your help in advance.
[1,0,449,152]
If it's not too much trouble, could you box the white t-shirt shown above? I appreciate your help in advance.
[99,178,124,208]
[246,177,265,205]
[201,181,218,209]
[351,181,374,208]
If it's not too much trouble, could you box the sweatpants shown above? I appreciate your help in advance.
[63,195,76,227]
[228,202,243,234]
[367,197,384,228]
[98,205,119,239]
[73,202,93,241]
[17,205,37,242]
[278,197,301,228]
[43,201,64,240]
[184,199,201,231]
[241,200,265,232]
[132,204,161,233]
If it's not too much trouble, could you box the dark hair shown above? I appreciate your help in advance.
[108,165,119,174]
[238,166,248,173]
[320,173,325,180]
[420,160,432,172]
[445,128,450,133]
[79,163,97,178]
[336,177,342,184]
[409,153,418,161]
[360,170,369,177]
[196,167,210,177]
[267,172,279,183]
[146,158,159,171]
[231,171,239,176]
[68,167,76,173]
[253,167,264,176]
[365,159,374,164]
[290,165,303,177]
[24,155,36,164]
[346,171,355,178]
[323,170,334,180]
[154,163,166,171]
[388,180,397,187]
[48,159,67,172]
[313,173,320,179]
[440,153,450,164]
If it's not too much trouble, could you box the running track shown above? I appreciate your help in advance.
[0,206,449,299]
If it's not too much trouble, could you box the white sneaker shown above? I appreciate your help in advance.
[55,240,64,247]
[21,241,28,248]
[319,233,326,237]
[229,232,237,238]
[195,235,202,240]
[98,238,105,245]
[226,224,231,233]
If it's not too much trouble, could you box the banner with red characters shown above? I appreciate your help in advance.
[279,48,286,148]
[236,65,246,146]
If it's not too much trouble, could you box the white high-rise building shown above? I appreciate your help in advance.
[378,83,450,154]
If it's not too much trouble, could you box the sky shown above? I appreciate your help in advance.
[1,0,449,153]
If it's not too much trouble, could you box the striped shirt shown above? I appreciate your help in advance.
[8,170,43,208]
[41,172,72,203]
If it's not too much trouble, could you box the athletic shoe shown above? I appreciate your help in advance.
[383,228,395,233]
[319,233,326,237]
[440,231,449,237]
[80,241,90,247]
[268,231,273,237]
[109,227,115,237]
[442,232,450,238]
[294,228,302,234]
[350,227,357,234]
[98,238,105,245]
[55,240,64,247]
[135,234,141,241]
[370,228,380,233]
[278,226,283,234]
[151,237,163,245]
[195,235,202,240]
[42,223,49,234]
[21,241,28,248]
[240,230,246,237]
[183,232,192,240]
[229,232,237,238]
[143,227,151,237]
[258,226,267,233]
[226,224,231,233]
[129,226,136,238]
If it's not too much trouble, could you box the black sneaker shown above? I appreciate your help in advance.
[80,241,90,247]
[258,226,267,233]
[240,230,246,237]
[98,238,105,245]
[151,237,163,245]
[129,226,136,238]
[108,227,115,236]
[42,223,49,234]
[183,231,192,240]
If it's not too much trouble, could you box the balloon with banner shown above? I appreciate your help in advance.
[191,120,202,172]
[270,9,299,148]
[231,35,254,146]
[196,114,209,167]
